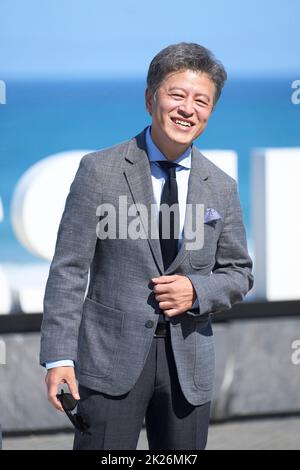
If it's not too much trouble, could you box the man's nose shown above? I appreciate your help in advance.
[178,98,194,116]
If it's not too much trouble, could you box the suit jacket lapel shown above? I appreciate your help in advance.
[124,130,164,274]
[164,146,211,274]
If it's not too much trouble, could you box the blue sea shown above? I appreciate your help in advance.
[0,78,299,263]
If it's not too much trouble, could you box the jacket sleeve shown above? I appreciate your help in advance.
[40,154,101,366]
[187,180,254,316]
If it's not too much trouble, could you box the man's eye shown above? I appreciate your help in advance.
[196,100,208,106]
[172,94,184,99]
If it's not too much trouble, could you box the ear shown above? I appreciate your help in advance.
[145,88,152,115]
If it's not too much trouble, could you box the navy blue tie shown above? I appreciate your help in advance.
[157,161,180,270]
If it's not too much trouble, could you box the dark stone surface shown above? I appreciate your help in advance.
[0,333,71,432]
[228,318,300,416]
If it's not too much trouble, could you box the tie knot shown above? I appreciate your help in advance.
[156,161,179,177]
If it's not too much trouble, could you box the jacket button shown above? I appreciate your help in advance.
[145,320,154,328]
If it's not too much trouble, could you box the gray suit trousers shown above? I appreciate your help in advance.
[73,330,211,450]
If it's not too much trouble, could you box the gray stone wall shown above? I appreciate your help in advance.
[0,317,300,432]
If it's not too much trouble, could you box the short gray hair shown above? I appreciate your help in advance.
[147,42,227,105]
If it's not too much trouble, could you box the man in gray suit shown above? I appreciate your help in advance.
[40,42,253,450]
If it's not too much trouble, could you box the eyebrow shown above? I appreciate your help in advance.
[168,87,211,102]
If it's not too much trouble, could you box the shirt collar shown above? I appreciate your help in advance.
[145,126,192,169]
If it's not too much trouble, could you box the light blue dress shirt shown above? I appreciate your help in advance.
[46,126,198,370]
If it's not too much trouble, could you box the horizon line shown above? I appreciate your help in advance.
[1,73,298,83]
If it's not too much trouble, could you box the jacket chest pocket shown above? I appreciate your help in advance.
[188,222,218,269]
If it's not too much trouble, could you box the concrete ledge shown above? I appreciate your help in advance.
[211,318,300,420]
[1,299,300,332]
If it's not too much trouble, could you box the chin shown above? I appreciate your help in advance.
[169,133,193,146]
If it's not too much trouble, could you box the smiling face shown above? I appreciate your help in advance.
[146,69,216,160]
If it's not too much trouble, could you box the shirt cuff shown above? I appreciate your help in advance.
[46,360,74,370]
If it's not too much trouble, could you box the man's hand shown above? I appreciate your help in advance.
[45,366,80,411]
[152,275,197,317]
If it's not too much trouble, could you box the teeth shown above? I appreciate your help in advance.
[175,119,191,127]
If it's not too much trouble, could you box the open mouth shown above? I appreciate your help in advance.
[171,117,194,129]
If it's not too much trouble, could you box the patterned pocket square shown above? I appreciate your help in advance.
[204,208,222,224]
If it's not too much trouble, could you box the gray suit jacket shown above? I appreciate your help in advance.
[40,129,253,406]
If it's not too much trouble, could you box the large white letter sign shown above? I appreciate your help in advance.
[252,148,300,301]
[202,150,238,181]
[11,150,93,261]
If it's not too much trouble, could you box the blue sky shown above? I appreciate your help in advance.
[0,0,299,79]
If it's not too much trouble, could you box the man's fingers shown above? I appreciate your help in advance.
[164,308,179,317]
[155,293,170,302]
[152,275,178,284]
[154,284,170,294]
[47,381,64,412]
[66,377,80,401]
[46,367,79,411]
[158,301,173,310]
